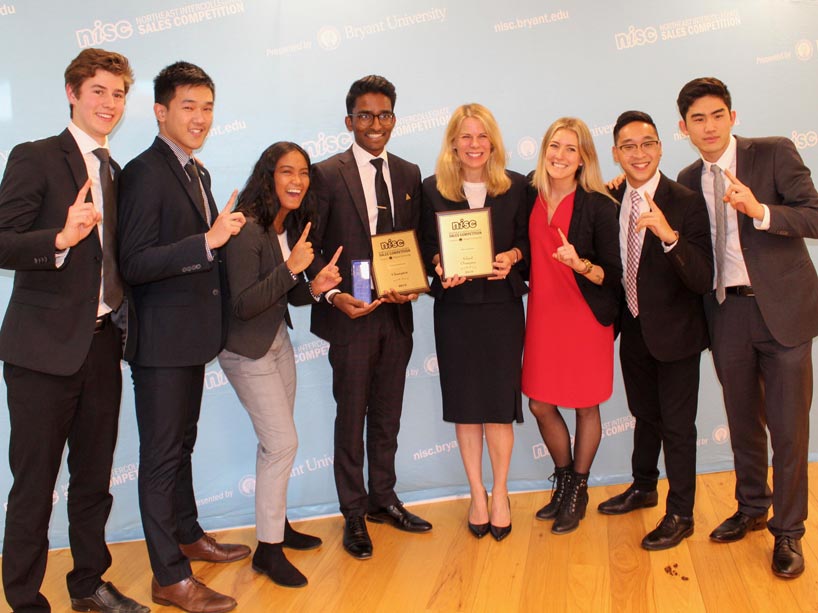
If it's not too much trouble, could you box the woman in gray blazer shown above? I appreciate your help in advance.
[218,142,342,587]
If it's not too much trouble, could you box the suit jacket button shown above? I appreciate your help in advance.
[212,289,219,296]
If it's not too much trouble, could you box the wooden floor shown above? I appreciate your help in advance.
[6,466,818,613]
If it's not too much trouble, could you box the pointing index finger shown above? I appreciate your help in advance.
[328,245,343,266]
[723,168,742,187]
[557,227,570,246]
[645,191,660,211]
[296,221,312,244]
[221,189,238,215]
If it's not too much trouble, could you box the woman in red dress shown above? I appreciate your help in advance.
[521,118,622,534]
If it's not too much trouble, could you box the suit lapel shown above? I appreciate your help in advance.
[566,186,586,244]
[388,157,409,230]
[734,137,755,236]
[338,150,371,235]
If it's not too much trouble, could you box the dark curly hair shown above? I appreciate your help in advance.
[235,142,317,245]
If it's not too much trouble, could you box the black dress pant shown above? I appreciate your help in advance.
[131,364,206,586]
[2,323,121,613]
[704,293,811,537]
[328,304,413,518]
[619,311,700,517]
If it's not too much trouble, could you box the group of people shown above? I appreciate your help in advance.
[0,45,815,613]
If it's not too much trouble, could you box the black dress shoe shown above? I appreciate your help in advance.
[468,490,490,538]
[71,581,149,613]
[367,503,432,533]
[283,517,322,550]
[641,514,694,551]
[772,536,804,579]
[597,485,658,515]
[709,510,768,543]
[343,515,373,560]
[252,542,308,588]
[489,496,512,541]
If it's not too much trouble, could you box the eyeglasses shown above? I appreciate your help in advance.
[617,140,660,154]
[348,111,396,126]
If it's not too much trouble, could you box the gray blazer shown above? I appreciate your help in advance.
[222,218,312,359]
[677,135,818,347]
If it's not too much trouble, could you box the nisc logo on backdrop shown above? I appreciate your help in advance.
[614,10,741,51]
[75,1,246,48]
[792,129,818,149]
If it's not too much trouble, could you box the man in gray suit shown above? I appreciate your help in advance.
[677,77,818,579]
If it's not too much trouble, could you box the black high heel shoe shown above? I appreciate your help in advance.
[468,490,490,539]
[490,496,512,541]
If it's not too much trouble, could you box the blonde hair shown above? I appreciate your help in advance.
[434,103,512,202]
[531,117,614,203]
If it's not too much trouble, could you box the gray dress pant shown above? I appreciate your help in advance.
[219,322,298,543]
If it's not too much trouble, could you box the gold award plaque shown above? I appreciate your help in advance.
[436,208,495,279]
[369,230,430,296]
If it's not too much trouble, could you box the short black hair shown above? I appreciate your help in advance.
[345,75,396,114]
[154,61,215,107]
[676,77,731,120]
[613,110,658,143]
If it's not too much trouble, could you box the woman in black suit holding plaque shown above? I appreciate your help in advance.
[421,104,530,541]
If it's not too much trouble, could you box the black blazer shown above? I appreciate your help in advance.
[678,135,818,347]
[615,174,713,362]
[554,185,622,327]
[117,136,226,367]
[420,171,530,303]
[308,148,422,345]
[222,218,312,359]
[0,129,133,375]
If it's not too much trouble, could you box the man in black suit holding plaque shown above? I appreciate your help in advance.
[308,75,431,560]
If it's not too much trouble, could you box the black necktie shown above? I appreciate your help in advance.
[92,148,124,311]
[370,158,393,234]
[185,159,210,226]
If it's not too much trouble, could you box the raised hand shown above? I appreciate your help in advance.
[285,222,314,274]
[636,192,677,243]
[55,179,101,250]
[552,228,582,271]
[723,169,764,220]
[205,190,245,249]
[311,245,343,294]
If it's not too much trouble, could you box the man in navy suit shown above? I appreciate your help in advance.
[118,61,248,612]
[308,75,432,560]
[677,77,818,579]
[0,49,148,613]
[597,111,712,551]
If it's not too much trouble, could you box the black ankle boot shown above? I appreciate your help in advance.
[252,541,308,588]
[283,517,322,550]
[552,471,589,534]
[535,464,572,521]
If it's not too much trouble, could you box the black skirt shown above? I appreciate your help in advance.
[433,299,525,424]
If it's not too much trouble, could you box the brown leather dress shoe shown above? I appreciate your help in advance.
[151,576,236,613]
[179,533,251,563]
[772,536,805,579]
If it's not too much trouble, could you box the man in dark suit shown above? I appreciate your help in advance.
[0,49,148,613]
[677,77,818,578]
[117,61,248,612]
[308,75,432,560]
[597,111,713,551]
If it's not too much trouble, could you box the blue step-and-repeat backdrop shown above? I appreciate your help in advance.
[1,0,817,548]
